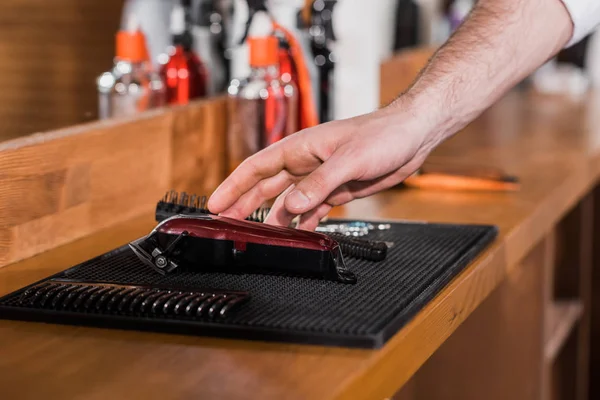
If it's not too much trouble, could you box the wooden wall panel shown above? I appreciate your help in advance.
[170,96,229,193]
[0,0,124,142]
[0,96,228,268]
[410,239,546,400]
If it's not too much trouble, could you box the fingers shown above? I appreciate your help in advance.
[265,184,331,231]
[208,144,286,214]
[283,152,356,215]
[325,156,425,205]
[218,170,294,220]
[296,203,332,231]
[264,184,298,227]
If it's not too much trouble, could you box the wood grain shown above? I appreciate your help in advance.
[0,96,229,268]
[170,96,228,193]
[411,238,546,400]
[545,301,583,361]
[0,0,125,142]
[1,89,600,399]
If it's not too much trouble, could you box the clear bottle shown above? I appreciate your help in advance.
[227,13,288,175]
[97,16,166,120]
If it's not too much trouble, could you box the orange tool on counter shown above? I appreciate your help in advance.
[402,162,520,192]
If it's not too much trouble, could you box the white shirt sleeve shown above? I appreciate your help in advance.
[561,0,600,47]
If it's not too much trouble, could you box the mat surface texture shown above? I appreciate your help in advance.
[0,220,497,348]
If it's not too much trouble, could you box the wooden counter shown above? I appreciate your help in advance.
[1,89,600,400]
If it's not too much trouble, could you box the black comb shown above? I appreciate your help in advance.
[17,280,250,320]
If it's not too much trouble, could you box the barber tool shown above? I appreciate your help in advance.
[16,280,249,320]
[129,213,357,283]
[154,190,390,262]
[401,162,520,192]
[316,221,391,237]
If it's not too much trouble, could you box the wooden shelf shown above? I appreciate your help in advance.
[545,300,583,361]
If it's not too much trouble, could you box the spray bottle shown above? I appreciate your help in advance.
[268,0,319,111]
[160,2,209,104]
[233,0,318,129]
[227,11,289,174]
[120,0,173,68]
[277,37,300,135]
[97,15,166,119]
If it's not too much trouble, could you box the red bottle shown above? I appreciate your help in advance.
[160,3,208,105]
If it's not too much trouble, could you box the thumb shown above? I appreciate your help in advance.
[284,154,354,214]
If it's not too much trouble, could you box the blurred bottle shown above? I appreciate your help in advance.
[214,0,235,85]
[191,0,228,95]
[120,0,173,68]
[393,0,420,50]
[309,0,337,123]
[268,0,319,112]
[230,0,253,80]
[446,0,473,31]
[160,2,209,104]
[277,36,300,135]
[586,31,600,89]
[227,11,288,174]
[97,15,166,120]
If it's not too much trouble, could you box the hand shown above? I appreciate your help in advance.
[208,100,443,230]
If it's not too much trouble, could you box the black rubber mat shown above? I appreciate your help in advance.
[0,220,497,348]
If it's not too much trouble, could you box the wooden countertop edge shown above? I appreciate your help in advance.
[330,160,599,399]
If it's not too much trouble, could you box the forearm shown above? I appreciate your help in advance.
[394,0,574,145]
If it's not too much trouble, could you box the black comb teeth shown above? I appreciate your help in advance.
[16,281,250,320]
[156,190,271,223]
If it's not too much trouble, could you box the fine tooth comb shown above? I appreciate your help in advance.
[130,214,357,284]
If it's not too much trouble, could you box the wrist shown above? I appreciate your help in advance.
[382,88,457,152]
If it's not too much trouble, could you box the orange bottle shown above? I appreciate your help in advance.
[226,11,289,175]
